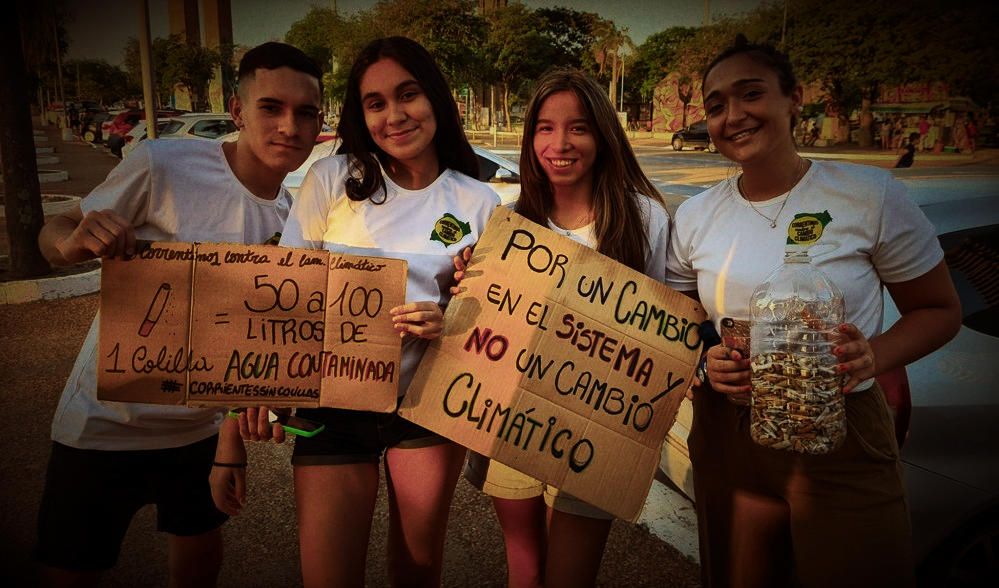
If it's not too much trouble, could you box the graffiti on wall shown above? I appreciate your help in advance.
[652,72,706,133]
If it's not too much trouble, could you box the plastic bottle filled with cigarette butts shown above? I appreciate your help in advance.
[748,244,846,454]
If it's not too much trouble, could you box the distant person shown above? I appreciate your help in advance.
[894,132,920,168]
[879,117,891,150]
[34,42,323,588]
[455,68,668,588]
[966,114,978,153]
[67,104,79,134]
[806,118,820,146]
[917,114,930,151]
[892,117,906,150]
[953,117,968,153]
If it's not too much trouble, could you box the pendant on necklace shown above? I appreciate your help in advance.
[769,220,777,229]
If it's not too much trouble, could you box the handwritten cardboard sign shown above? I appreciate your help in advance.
[98,243,406,411]
[398,210,706,521]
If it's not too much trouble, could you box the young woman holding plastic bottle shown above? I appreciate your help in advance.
[666,35,961,588]
[454,68,668,588]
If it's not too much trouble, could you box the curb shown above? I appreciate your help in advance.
[37,169,70,183]
[0,263,101,305]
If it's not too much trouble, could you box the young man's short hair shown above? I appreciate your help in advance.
[237,42,323,97]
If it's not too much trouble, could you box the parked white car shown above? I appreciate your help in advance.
[121,113,238,159]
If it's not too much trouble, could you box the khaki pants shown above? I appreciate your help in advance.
[688,382,915,588]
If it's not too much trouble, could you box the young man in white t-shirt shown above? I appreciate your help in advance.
[34,42,323,587]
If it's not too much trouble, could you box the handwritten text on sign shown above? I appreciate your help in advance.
[98,243,406,411]
[399,210,705,521]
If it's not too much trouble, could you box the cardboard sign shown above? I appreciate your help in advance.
[98,243,406,411]
[398,210,706,521]
[97,242,195,405]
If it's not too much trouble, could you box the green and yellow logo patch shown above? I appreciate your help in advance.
[787,210,832,246]
[430,213,471,246]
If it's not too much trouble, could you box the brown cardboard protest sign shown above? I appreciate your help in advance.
[321,254,408,412]
[398,210,706,521]
[98,243,406,411]
[98,242,195,404]
[187,243,327,407]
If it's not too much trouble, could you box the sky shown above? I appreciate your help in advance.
[62,0,764,65]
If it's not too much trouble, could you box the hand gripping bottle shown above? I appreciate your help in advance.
[748,246,846,454]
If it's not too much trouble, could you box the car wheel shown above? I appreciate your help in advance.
[707,141,718,153]
[672,137,684,151]
[918,513,999,588]
[83,130,96,142]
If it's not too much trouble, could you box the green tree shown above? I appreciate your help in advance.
[784,0,908,145]
[162,37,220,111]
[285,5,348,106]
[124,36,174,106]
[65,59,130,105]
[535,7,600,70]
[18,0,70,111]
[629,27,697,103]
[370,0,486,88]
[589,18,633,107]
[483,2,556,129]
[123,35,219,110]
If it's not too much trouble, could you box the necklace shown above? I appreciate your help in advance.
[738,158,807,229]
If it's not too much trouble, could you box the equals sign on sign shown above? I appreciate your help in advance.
[214,313,230,325]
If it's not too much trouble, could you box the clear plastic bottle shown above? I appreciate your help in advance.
[748,247,846,454]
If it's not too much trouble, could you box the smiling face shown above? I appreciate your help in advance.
[702,53,801,166]
[230,66,323,175]
[532,90,598,196]
[359,58,438,170]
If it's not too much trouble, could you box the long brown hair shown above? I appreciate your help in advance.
[515,68,663,272]
[336,37,478,203]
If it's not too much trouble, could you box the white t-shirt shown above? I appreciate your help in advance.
[667,160,941,391]
[53,139,293,450]
[545,194,670,282]
[280,154,501,396]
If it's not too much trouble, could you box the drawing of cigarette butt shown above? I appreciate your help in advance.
[138,283,172,337]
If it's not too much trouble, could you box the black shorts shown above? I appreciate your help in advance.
[292,406,449,466]
[34,436,228,571]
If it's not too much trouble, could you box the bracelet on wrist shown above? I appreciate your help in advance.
[212,461,247,468]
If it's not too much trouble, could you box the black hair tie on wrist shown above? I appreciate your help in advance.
[212,461,247,468]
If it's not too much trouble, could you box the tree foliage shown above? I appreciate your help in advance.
[124,35,219,110]
[629,27,697,102]
[369,0,486,88]
[535,7,600,71]
[272,0,996,137]
[65,59,130,105]
[483,2,556,129]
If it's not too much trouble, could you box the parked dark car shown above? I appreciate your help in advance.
[671,120,717,152]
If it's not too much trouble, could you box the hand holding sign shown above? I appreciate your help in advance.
[62,208,136,261]
[391,302,444,339]
[450,246,474,295]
